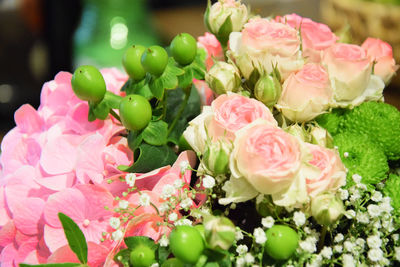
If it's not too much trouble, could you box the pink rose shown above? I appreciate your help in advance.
[229,18,303,80]
[322,43,373,103]
[276,14,338,63]
[198,32,224,70]
[230,122,302,195]
[362,37,399,84]
[193,79,215,106]
[277,63,332,122]
[306,144,346,198]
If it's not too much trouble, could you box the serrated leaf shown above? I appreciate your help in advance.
[161,71,179,90]
[142,120,168,146]
[124,236,157,251]
[19,264,80,267]
[149,76,165,100]
[122,76,153,99]
[118,143,177,173]
[178,67,194,89]
[58,213,88,264]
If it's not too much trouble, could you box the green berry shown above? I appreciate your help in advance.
[141,45,168,76]
[119,94,152,131]
[129,245,156,267]
[170,33,197,65]
[161,258,184,267]
[71,65,106,103]
[122,45,147,81]
[169,225,205,264]
[264,225,299,260]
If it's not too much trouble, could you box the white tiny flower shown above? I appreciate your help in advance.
[356,183,367,190]
[321,247,333,259]
[235,230,244,241]
[373,220,381,229]
[112,229,124,240]
[344,241,355,252]
[339,188,349,200]
[254,227,267,244]
[356,212,369,224]
[355,238,365,250]
[379,198,393,214]
[179,160,190,174]
[350,190,361,203]
[109,217,121,229]
[342,254,355,267]
[173,179,184,189]
[367,204,381,218]
[394,247,400,261]
[168,212,178,222]
[293,211,306,226]
[352,174,362,184]
[139,193,151,206]
[244,253,255,264]
[334,233,344,243]
[118,200,129,209]
[236,245,248,255]
[203,175,216,189]
[392,234,399,242]
[161,184,176,199]
[381,257,390,266]
[368,248,383,262]
[261,216,275,228]
[367,235,382,249]
[334,245,343,253]
[343,152,349,158]
[304,227,312,234]
[174,218,192,226]
[371,191,383,202]
[159,235,169,247]
[345,210,356,219]
[300,237,318,253]
[236,257,245,267]
[180,198,193,210]
[125,173,136,187]
[159,202,170,213]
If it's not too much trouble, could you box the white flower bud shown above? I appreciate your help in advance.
[205,62,241,95]
[311,193,344,226]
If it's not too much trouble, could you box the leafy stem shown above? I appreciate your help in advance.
[167,86,191,137]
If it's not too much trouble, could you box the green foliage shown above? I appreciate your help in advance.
[88,91,123,121]
[334,132,388,185]
[315,108,348,136]
[142,120,169,146]
[383,173,400,215]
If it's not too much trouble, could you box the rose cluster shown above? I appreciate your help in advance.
[202,2,398,122]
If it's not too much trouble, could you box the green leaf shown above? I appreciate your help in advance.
[58,213,88,264]
[123,76,154,99]
[217,15,233,46]
[149,76,165,100]
[124,236,157,251]
[19,264,80,267]
[118,143,178,173]
[157,246,170,264]
[113,248,131,267]
[127,130,144,153]
[142,120,168,146]
[178,67,194,89]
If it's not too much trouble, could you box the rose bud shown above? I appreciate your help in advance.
[254,73,281,108]
[284,124,309,142]
[203,215,236,250]
[309,125,334,148]
[205,62,241,95]
[205,0,248,45]
[203,140,232,175]
[311,193,344,226]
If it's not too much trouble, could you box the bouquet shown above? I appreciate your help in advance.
[1,1,399,266]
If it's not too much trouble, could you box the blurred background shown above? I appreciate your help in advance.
[0,0,399,139]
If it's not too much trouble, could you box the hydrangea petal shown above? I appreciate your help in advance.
[13,197,45,235]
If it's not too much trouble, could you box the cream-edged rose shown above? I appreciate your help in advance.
[322,43,373,104]
[206,0,248,35]
[183,106,213,154]
[276,14,338,63]
[205,62,241,95]
[230,121,302,195]
[229,18,304,80]
[305,143,346,198]
[276,63,333,122]
[361,37,399,84]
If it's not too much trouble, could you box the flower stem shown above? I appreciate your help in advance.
[109,109,121,123]
[318,225,328,252]
[167,87,191,137]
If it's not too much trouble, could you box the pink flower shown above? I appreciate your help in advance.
[198,32,224,70]
[322,43,372,103]
[230,121,302,195]
[276,14,338,63]
[305,144,346,198]
[193,79,215,106]
[230,18,303,80]
[43,184,114,253]
[277,63,333,122]
[361,37,399,84]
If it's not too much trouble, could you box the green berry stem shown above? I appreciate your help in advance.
[167,86,191,137]
[318,225,328,252]
[109,109,121,123]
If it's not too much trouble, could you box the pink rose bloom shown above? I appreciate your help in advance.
[277,63,333,122]
[362,37,399,84]
[230,18,303,80]
[193,78,215,106]
[306,144,346,198]
[230,122,302,195]
[322,43,373,103]
[198,32,224,70]
[276,14,338,63]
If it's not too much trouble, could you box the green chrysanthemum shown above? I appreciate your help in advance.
[383,174,400,216]
[333,132,388,185]
[315,108,348,136]
[339,101,400,161]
